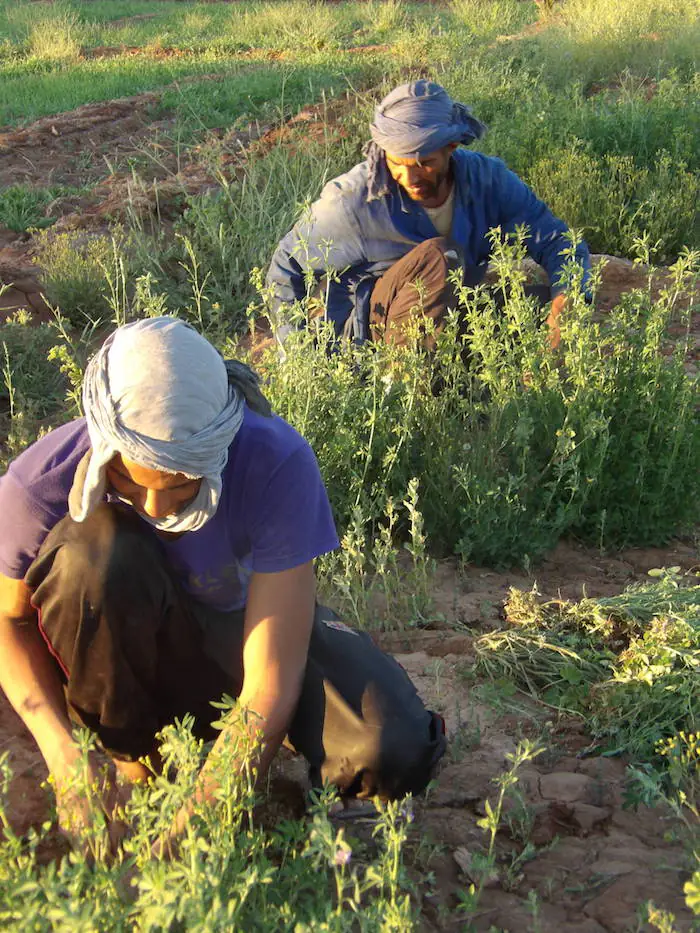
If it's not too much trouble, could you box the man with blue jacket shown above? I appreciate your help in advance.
[267,80,590,351]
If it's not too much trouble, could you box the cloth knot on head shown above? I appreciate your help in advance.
[69,316,271,533]
[365,80,486,200]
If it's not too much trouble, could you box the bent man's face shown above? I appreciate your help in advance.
[105,454,202,520]
[384,144,455,208]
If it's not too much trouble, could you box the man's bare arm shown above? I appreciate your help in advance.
[204,561,315,786]
[0,573,78,775]
[162,562,316,844]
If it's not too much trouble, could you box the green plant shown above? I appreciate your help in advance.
[47,311,102,417]
[134,125,358,331]
[527,148,700,259]
[33,230,131,326]
[0,186,63,233]
[0,705,418,930]
[448,703,482,762]
[642,903,682,933]
[626,733,699,928]
[317,478,435,631]
[456,740,543,925]
[0,313,70,467]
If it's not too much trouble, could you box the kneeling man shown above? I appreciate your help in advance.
[0,317,445,847]
[267,80,591,350]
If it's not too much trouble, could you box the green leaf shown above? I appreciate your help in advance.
[561,664,584,685]
[684,872,700,916]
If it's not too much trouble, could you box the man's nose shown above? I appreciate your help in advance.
[142,488,174,519]
[404,165,423,184]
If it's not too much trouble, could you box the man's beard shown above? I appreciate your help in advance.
[403,166,450,204]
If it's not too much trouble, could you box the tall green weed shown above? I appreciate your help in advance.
[317,479,435,631]
[135,129,358,332]
[33,230,131,326]
[252,236,699,566]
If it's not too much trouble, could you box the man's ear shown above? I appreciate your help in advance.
[447,143,459,154]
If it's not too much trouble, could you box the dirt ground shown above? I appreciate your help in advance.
[2,538,697,930]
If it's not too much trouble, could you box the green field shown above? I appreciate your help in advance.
[0,0,699,929]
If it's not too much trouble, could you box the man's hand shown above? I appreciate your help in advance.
[52,748,130,857]
[546,293,566,350]
[154,564,316,858]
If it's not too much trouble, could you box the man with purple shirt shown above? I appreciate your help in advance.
[0,317,444,851]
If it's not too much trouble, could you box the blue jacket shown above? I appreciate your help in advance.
[266,149,591,341]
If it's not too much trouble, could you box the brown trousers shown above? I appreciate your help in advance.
[369,237,550,350]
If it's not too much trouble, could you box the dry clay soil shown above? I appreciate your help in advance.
[0,85,699,932]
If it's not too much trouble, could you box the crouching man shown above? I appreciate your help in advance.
[0,317,445,850]
[267,79,591,351]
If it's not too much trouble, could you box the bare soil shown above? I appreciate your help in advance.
[398,648,694,932]
[0,90,175,190]
[2,539,697,929]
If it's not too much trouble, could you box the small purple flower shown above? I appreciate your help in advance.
[400,801,415,824]
[332,845,352,867]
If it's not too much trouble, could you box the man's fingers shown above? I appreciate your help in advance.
[55,761,133,860]
[546,293,566,351]
[548,325,561,350]
[545,313,562,350]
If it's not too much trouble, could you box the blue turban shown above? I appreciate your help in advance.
[365,80,486,200]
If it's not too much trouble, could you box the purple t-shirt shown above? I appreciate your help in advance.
[0,409,339,611]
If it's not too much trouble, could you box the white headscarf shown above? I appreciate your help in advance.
[69,316,269,533]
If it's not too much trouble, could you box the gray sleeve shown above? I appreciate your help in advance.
[266,182,367,317]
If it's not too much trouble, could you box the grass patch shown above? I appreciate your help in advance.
[0,185,82,233]
[0,0,85,59]
[444,60,700,259]
[156,59,381,135]
[0,56,245,127]
[535,0,700,86]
